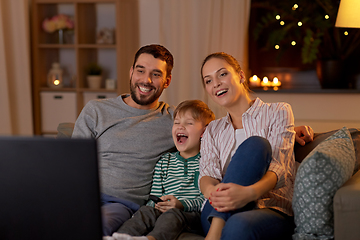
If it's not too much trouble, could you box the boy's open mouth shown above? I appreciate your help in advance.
[177,133,188,143]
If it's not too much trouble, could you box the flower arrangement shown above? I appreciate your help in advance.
[42,14,74,33]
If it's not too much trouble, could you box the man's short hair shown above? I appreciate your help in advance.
[133,44,174,78]
[174,100,215,126]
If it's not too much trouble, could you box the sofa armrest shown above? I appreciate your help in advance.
[57,122,75,138]
[334,169,360,240]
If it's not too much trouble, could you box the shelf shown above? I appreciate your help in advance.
[252,88,360,94]
[38,44,75,48]
[40,87,76,92]
[78,44,116,49]
[31,0,139,135]
[78,88,118,93]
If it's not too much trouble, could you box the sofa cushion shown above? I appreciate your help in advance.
[294,128,360,174]
[57,122,75,138]
[292,127,356,240]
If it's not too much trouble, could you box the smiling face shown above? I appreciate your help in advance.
[172,110,206,159]
[127,53,171,109]
[202,57,246,109]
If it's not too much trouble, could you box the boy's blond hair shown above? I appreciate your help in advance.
[174,100,215,126]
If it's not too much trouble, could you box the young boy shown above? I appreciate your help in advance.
[108,100,215,240]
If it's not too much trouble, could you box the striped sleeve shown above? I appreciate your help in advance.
[146,152,169,206]
[199,122,223,182]
[180,194,205,212]
[266,103,295,189]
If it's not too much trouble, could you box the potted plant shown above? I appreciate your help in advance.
[86,63,103,89]
[252,0,360,88]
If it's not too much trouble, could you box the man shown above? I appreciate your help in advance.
[73,45,176,235]
[72,44,314,236]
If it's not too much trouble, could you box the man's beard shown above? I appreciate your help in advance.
[129,79,164,106]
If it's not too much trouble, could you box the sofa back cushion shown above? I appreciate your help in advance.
[292,127,357,240]
[294,128,360,174]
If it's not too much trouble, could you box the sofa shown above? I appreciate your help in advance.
[58,123,360,240]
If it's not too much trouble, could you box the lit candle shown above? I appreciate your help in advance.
[261,77,271,87]
[249,75,260,87]
[272,77,281,87]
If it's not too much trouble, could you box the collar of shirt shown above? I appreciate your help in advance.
[223,97,264,125]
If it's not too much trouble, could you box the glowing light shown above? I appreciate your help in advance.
[292,4,298,10]
[272,77,281,86]
[276,15,281,20]
[298,21,303,26]
[275,45,280,50]
[261,77,271,88]
[249,75,261,87]
[54,80,60,85]
[291,41,296,46]
[344,31,349,36]
[280,21,285,25]
[325,15,329,19]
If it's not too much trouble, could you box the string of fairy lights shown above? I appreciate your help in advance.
[273,3,349,51]
[248,3,352,91]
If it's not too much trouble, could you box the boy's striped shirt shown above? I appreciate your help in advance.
[147,152,205,212]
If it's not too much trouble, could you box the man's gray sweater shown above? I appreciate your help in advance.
[72,94,175,206]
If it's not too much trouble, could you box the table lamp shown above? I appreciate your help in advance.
[335,0,360,28]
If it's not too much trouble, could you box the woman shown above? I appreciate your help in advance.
[199,52,297,240]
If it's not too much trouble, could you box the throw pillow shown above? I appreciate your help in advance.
[292,127,356,240]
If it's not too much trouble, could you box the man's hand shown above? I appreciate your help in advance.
[294,125,314,146]
[154,195,184,213]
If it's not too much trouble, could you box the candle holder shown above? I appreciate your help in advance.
[249,75,261,88]
[259,76,282,91]
[47,62,63,88]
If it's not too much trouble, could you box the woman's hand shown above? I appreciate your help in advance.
[154,195,184,213]
[294,125,314,146]
[209,172,277,212]
[200,176,221,199]
[208,183,256,212]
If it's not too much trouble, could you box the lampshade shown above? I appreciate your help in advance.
[335,0,360,28]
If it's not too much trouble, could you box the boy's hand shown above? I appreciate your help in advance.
[154,195,184,212]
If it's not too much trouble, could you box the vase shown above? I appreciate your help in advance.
[87,75,102,89]
[316,60,350,89]
[58,29,64,44]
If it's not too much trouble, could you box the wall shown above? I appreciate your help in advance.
[254,92,360,133]
[0,0,33,135]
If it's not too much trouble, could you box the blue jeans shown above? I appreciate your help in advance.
[101,193,140,236]
[201,136,294,240]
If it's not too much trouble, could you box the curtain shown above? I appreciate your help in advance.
[139,0,251,118]
[0,0,33,135]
